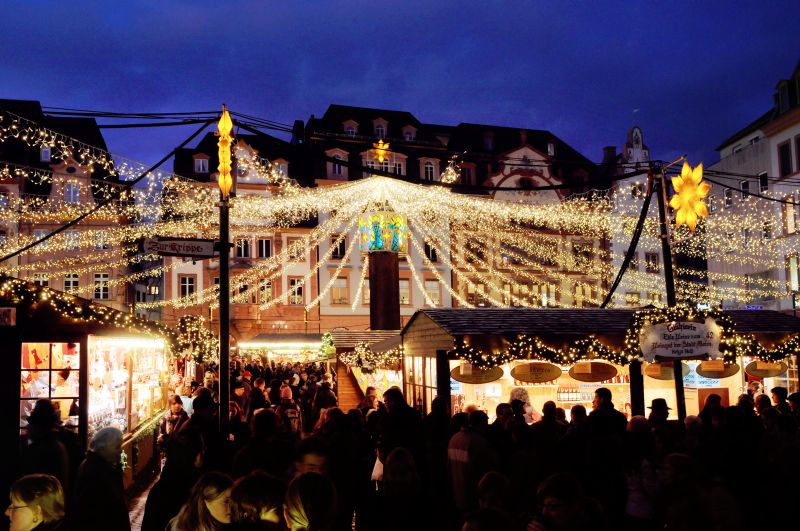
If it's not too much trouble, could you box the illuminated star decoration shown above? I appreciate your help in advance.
[669,161,710,232]
[372,139,390,163]
[440,157,459,184]
[217,105,234,199]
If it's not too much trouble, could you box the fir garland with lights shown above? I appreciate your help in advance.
[319,332,336,358]
[452,342,519,370]
[175,315,218,363]
[340,341,402,373]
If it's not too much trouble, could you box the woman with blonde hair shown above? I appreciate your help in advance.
[5,474,66,531]
[168,472,232,531]
[283,473,336,531]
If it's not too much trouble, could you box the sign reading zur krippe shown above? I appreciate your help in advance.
[639,318,721,362]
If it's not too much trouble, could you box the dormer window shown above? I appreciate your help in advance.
[375,124,385,139]
[346,126,356,136]
[40,146,51,162]
[402,125,417,141]
[547,142,556,156]
[342,120,359,136]
[194,158,209,173]
[64,183,80,203]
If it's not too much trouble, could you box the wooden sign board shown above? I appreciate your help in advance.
[644,361,690,380]
[450,365,503,384]
[745,360,788,378]
[510,362,562,383]
[639,318,721,362]
[696,361,739,379]
[568,362,617,383]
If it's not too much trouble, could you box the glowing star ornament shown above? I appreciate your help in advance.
[372,139,390,163]
[217,106,234,199]
[669,162,710,232]
[440,158,459,184]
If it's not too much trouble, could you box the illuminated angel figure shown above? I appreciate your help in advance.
[669,161,710,232]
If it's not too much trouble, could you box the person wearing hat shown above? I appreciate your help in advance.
[19,400,70,496]
[647,398,682,458]
[647,398,671,425]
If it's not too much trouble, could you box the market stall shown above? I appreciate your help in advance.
[330,329,402,399]
[401,307,800,419]
[1,276,173,490]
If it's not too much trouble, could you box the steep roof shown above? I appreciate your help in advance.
[714,109,773,151]
[411,308,800,337]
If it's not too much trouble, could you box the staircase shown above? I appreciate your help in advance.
[336,363,363,412]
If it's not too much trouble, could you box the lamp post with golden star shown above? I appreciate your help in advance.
[217,105,233,440]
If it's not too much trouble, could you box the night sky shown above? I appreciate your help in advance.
[2,1,799,171]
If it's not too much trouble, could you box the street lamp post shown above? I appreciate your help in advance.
[217,105,234,440]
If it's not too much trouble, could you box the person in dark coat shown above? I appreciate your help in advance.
[157,395,189,448]
[71,427,130,531]
[377,387,423,465]
[141,428,204,531]
[246,378,269,424]
[19,400,71,497]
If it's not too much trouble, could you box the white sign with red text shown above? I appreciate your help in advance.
[143,238,216,258]
[639,318,721,362]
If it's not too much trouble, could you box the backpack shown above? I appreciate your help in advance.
[280,405,302,436]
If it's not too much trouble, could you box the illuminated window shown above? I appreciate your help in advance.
[424,280,440,306]
[625,292,641,307]
[259,279,273,304]
[648,292,663,306]
[645,252,660,273]
[286,237,305,262]
[32,273,49,287]
[94,231,109,250]
[65,230,80,251]
[331,277,349,305]
[93,273,109,299]
[399,279,411,305]
[40,146,51,162]
[789,255,799,292]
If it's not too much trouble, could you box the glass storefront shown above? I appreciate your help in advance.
[20,342,81,429]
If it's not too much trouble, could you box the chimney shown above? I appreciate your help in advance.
[602,146,617,163]
[291,120,305,144]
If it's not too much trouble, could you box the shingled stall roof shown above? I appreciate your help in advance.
[412,308,800,337]
[329,330,400,350]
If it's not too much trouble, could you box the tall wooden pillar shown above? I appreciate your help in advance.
[369,251,400,330]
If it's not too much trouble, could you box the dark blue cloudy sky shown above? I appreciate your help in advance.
[2,0,799,169]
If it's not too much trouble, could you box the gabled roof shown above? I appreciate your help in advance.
[714,109,773,151]
[410,308,800,337]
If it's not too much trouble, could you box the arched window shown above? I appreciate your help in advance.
[332,155,342,176]
[375,124,385,139]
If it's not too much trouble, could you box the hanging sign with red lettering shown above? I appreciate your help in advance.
[143,237,217,258]
[639,318,721,363]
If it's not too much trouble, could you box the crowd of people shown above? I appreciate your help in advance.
[12,356,800,531]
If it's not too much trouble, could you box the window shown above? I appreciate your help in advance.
[547,142,555,156]
[20,342,81,425]
[94,231,109,250]
[233,282,252,304]
[331,277,349,305]
[346,126,356,136]
[394,162,404,175]
[40,146,51,162]
[750,136,760,145]
[93,273,109,299]
[379,160,389,174]
[0,191,9,209]
[332,155,343,176]
[404,132,414,141]
[257,238,272,259]
[286,237,305,262]
[724,188,733,208]
[625,292,641,307]
[789,255,799,292]
[424,280,440,306]
[32,273,49,287]
[574,285,592,308]
[733,144,743,154]
[33,229,48,242]
[179,275,196,299]
[259,279,273,304]
[424,241,439,263]
[645,252,660,273]
[466,283,488,307]
[740,180,750,199]
[763,220,773,240]
[235,238,251,258]
[779,142,793,177]
[288,277,304,305]
[708,195,716,214]
[629,252,639,272]
[743,228,752,246]
[424,162,434,181]
[399,279,411,305]
[64,183,80,203]
[759,172,769,193]
[0,229,7,246]
[330,236,346,260]
[631,183,645,199]
[648,292,663,306]
[375,124,385,139]
[65,230,80,251]
[195,158,209,173]
[539,284,557,307]
[64,273,79,292]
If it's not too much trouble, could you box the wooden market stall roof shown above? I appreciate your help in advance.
[329,329,400,350]
[409,308,800,337]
